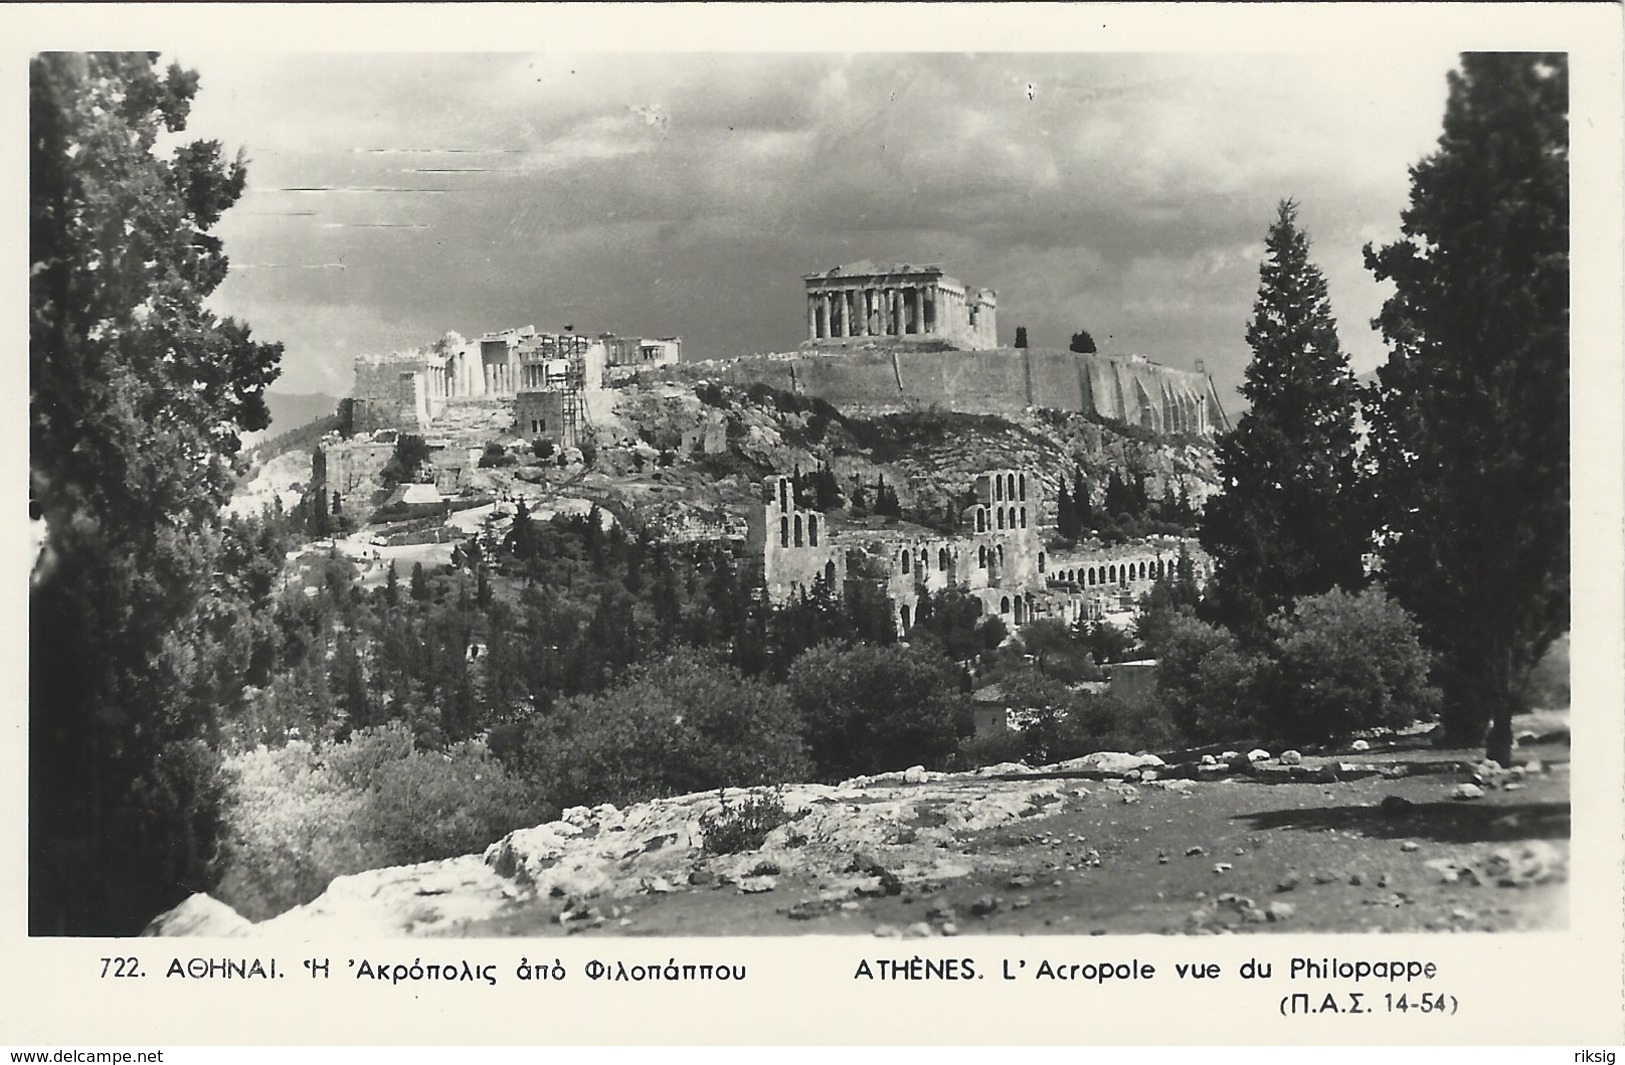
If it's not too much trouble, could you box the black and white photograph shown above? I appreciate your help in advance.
[12,3,1624,1049]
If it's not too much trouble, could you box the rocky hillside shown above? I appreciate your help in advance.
[145,720,1569,938]
[608,380,1219,527]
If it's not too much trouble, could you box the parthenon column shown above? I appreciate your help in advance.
[808,294,817,340]
[849,289,863,336]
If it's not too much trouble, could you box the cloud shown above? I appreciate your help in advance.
[179,52,1459,397]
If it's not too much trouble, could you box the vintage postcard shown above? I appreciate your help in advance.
[4,2,1621,1049]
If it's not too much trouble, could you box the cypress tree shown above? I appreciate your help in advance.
[1363,54,1569,763]
[1199,199,1365,644]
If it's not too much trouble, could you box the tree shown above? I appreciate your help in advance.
[1014,325,1029,349]
[410,562,431,602]
[1146,612,1264,744]
[387,433,430,485]
[788,642,970,780]
[1199,199,1365,645]
[1263,587,1439,745]
[30,53,283,933]
[1069,330,1097,354]
[1363,54,1568,765]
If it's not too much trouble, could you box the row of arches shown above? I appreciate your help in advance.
[1051,557,1171,587]
[992,472,1028,503]
[974,505,1027,533]
[778,512,821,548]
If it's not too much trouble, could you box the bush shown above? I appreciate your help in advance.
[698,791,795,856]
[216,725,543,921]
[520,650,810,810]
[1262,586,1439,745]
[787,642,970,781]
[1149,610,1264,743]
[532,438,556,460]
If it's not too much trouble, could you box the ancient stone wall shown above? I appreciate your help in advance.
[663,348,1228,435]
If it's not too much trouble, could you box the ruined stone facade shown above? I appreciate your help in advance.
[804,261,997,351]
[353,325,677,436]
[748,468,1211,638]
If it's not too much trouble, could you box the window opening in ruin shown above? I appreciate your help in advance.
[1108,565,1117,582]
[1006,474,1016,500]
[939,547,950,571]
[1019,473,1027,500]
[1020,507,1027,528]
[997,509,1005,530]
[1000,596,1010,614]
[997,545,1005,567]
[825,560,836,585]
[995,477,1003,502]
[977,509,986,533]
[1038,551,1045,572]
[901,550,910,573]
[978,546,987,568]
[808,515,819,547]
[899,604,911,633]
[780,516,789,548]
[794,514,804,547]
[779,480,789,509]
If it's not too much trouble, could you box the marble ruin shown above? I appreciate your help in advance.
[804,261,997,351]
[748,468,1209,637]
[352,325,680,439]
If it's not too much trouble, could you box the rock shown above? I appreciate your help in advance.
[1471,761,1510,788]
[1400,841,1420,853]
[1351,739,1371,752]
[1213,862,1233,874]
[738,877,777,894]
[1246,749,1271,763]
[903,922,934,939]
[969,894,1000,917]
[903,765,928,784]
[1279,750,1303,766]
[1158,855,1170,865]
[840,900,862,912]
[1200,754,1218,766]
[1074,751,1165,774]
[939,922,959,936]
[1523,759,1544,773]
[1265,901,1295,922]
[872,925,902,938]
[1185,845,1207,857]
[1011,896,1032,910]
[1007,874,1034,889]
[143,893,255,937]
[1275,873,1300,893]
[644,876,677,894]
[1219,751,1240,761]
[1311,871,1336,885]
[1348,872,1364,886]
[1154,778,1194,793]
[1452,783,1485,801]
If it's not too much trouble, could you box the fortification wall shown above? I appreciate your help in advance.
[665,348,1225,435]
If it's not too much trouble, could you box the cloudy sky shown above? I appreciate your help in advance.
[172,49,1463,403]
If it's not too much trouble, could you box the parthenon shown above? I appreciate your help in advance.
[804,260,998,350]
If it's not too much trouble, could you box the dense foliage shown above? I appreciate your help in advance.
[1200,200,1365,644]
[30,53,283,933]
[1363,54,1569,763]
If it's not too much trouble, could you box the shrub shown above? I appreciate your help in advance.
[1149,610,1264,743]
[532,438,556,460]
[216,724,543,921]
[787,642,971,781]
[698,790,795,856]
[520,650,810,810]
[1262,586,1439,745]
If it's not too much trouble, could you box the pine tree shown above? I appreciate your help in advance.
[1363,54,1568,764]
[1014,326,1029,349]
[1199,199,1364,645]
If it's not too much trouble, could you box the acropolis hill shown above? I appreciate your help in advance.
[646,260,1230,437]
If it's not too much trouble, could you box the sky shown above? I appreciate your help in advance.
[171,50,1463,404]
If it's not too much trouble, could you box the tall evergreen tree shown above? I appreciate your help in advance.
[1014,325,1029,349]
[1055,479,1078,540]
[1199,199,1364,644]
[1363,54,1568,764]
[30,53,282,933]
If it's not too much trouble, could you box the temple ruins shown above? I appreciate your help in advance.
[804,261,998,350]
